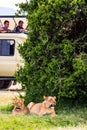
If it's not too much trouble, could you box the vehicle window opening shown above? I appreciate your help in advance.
[0,39,15,56]
[0,16,28,33]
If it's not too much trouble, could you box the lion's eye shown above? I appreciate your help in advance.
[50,99,53,102]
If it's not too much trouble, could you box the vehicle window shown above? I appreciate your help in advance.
[0,39,15,56]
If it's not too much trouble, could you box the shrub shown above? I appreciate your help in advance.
[16,0,87,105]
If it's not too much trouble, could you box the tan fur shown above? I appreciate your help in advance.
[12,97,29,115]
[27,96,56,116]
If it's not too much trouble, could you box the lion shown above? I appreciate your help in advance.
[27,96,56,116]
[12,97,29,115]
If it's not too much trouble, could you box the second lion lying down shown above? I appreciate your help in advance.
[27,96,56,116]
[12,97,29,115]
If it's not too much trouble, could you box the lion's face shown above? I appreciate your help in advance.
[12,97,29,115]
[43,96,56,108]
[13,98,25,110]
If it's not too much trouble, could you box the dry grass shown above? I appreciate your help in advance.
[0,91,24,105]
[0,83,25,105]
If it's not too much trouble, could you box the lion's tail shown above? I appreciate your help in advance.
[27,102,35,110]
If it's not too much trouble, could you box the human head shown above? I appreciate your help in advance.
[4,20,9,29]
[18,20,24,27]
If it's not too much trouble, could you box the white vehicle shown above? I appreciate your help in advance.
[0,16,27,88]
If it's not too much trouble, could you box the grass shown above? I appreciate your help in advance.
[0,103,87,130]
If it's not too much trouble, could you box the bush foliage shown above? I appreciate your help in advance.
[16,0,87,104]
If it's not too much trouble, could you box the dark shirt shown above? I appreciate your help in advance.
[15,26,24,33]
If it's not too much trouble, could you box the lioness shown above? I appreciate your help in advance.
[27,96,56,116]
[12,97,29,115]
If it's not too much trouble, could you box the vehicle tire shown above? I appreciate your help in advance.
[0,80,12,89]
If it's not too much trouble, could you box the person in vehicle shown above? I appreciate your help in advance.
[15,20,25,33]
[1,20,11,33]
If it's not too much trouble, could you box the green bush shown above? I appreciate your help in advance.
[16,0,87,105]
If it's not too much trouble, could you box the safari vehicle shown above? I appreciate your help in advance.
[0,16,27,89]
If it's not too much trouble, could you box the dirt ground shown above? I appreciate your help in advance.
[0,82,25,105]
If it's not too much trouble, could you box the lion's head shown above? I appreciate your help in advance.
[43,96,56,108]
[12,97,29,115]
[13,97,25,110]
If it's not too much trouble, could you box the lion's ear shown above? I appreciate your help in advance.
[43,96,47,100]
[22,98,24,102]
[54,96,56,99]
[13,96,17,104]
[13,96,17,101]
